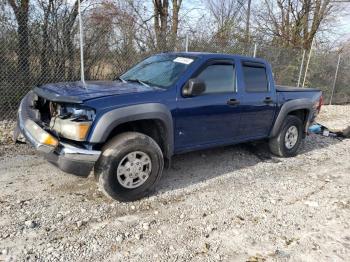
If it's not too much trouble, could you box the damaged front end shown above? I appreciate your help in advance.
[44,99,95,142]
[14,90,101,177]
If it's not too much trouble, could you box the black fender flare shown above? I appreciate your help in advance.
[89,103,174,158]
[269,98,313,138]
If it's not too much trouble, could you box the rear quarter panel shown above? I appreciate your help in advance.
[271,89,322,137]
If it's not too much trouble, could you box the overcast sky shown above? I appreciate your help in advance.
[337,10,350,42]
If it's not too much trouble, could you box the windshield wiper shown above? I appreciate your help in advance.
[124,78,150,87]
[116,77,127,83]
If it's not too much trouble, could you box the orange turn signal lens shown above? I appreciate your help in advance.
[42,133,59,147]
[25,120,59,148]
[77,123,91,140]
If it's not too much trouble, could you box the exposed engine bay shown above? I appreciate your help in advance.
[35,96,95,142]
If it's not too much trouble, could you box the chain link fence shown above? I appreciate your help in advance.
[1,16,349,120]
[192,38,350,104]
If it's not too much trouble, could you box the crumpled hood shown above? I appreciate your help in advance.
[35,80,161,103]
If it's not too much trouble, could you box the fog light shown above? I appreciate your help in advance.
[41,133,59,147]
[25,121,58,147]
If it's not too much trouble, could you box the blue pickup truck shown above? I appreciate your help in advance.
[15,52,323,201]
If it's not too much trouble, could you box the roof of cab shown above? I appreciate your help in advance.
[161,51,267,63]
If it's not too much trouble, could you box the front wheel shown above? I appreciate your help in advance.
[95,132,164,202]
[269,115,303,157]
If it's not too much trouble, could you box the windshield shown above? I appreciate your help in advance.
[120,54,196,88]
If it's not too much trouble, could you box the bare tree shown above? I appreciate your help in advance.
[38,0,54,83]
[153,0,169,49]
[245,0,251,43]
[84,0,139,78]
[7,0,30,86]
[205,0,245,45]
[152,0,183,50]
[127,0,157,50]
[256,0,335,49]
[170,0,182,49]
[63,0,85,80]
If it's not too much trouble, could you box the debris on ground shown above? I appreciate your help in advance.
[309,123,350,138]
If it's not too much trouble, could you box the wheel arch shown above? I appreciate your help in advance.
[88,103,174,160]
[270,99,313,138]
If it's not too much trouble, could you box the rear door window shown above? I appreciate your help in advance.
[242,63,269,92]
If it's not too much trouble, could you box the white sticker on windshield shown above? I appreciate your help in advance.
[173,57,194,65]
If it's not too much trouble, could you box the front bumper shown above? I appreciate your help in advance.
[15,91,101,177]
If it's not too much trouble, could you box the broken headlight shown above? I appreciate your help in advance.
[49,103,95,141]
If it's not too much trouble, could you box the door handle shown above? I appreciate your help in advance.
[227,99,240,106]
[263,97,273,103]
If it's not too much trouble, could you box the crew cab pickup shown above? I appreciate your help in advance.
[15,52,323,201]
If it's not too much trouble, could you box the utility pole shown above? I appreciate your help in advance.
[329,54,341,105]
[78,0,86,87]
[185,34,189,52]
[253,43,257,57]
[297,50,306,87]
[302,38,315,88]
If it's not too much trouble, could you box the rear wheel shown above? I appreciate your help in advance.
[269,115,303,157]
[95,132,164,202]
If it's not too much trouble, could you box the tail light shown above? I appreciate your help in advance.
[316,95,323,113]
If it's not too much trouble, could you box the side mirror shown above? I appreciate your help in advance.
[182,78,206,97]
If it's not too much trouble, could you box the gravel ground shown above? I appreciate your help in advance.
[0,121,16,147]
[0,105,349,262]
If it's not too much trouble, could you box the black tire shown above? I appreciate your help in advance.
[95,132,164,202]
[269,115,303,157]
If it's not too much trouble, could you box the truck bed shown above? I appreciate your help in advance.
[276,85,320,92]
